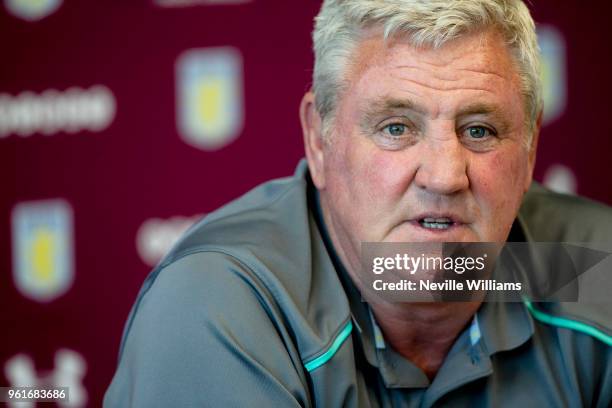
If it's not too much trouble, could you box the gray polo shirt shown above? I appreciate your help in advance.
[105,160,612,407]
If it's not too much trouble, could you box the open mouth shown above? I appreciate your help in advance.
[418,217,454,230]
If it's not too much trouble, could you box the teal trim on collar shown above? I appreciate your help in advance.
[304,320,353,372]
[524,300,612,347]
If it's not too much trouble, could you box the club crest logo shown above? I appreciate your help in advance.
[537,24,567,126]
[4,0,63,22]
[11,199,74,302]
[175,47,244,151]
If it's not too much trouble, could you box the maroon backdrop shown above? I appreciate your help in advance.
[1,1,611,406]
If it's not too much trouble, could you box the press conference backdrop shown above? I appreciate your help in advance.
[1,0,611,406]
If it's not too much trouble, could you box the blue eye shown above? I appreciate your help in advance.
[384,123,406,137]
[466,126,493,139]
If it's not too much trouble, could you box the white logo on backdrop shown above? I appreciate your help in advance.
[542,164,578,195]
[136,214,203,267]
[0,86,116,138]
[4,349,87,408]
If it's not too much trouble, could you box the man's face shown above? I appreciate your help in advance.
[304,28,537,270]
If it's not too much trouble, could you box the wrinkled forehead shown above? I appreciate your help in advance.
[340,27,525,120]
[346,25,521,87]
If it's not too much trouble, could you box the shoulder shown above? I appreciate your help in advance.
[123,160,352,363]
[106,252,313,407]
[116,251,277,361]
[126,168,313,335]
[156,161,329,313]
[519,184,612,344]
[523,300,612,406]
[166,161,313,272]
[525,300,612,347]
[160,162,315,301]
[519,182,612,241]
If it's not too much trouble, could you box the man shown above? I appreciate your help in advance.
[105,0,612,406]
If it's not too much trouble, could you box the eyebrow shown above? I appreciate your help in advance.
[361,97,507,126]
[359,97,423,129]
[456,102,501,118]
[362,97,427,118]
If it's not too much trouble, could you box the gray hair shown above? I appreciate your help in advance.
[312,0,542,143]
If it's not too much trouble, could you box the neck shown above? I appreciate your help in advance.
[369,300,480,380]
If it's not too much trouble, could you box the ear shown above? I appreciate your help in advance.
[300,91,327,189]
[524,110,542,192]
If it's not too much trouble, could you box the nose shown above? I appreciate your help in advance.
[414,135,469,195]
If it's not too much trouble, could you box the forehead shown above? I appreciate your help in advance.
[343,27,524,120]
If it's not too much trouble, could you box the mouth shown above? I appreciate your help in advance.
[418,217,455,230]
[410,213,466,232]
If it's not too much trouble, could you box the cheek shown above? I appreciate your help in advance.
[323,135,415,242]
[469,149,528,229]
[346,144,416,215]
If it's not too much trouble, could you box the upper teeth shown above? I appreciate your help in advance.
[423,217,451,223]
[420,217,452,229]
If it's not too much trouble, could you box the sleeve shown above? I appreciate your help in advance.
[103,251,311,407]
